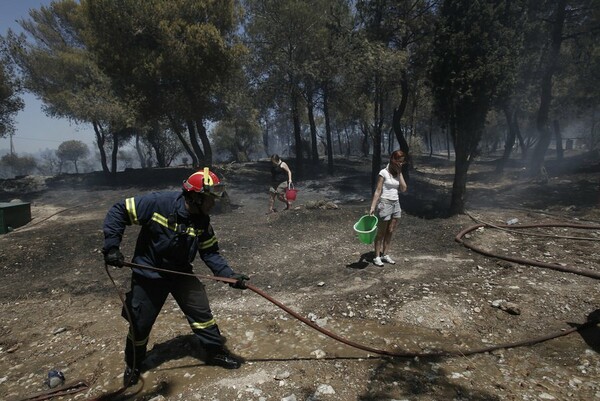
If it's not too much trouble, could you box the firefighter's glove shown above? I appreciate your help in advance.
[229,273,250,290]
[104,248,125,268]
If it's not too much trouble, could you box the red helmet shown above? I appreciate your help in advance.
[182,168,225,197]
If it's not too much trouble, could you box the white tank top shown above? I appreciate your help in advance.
[379,166,400,201]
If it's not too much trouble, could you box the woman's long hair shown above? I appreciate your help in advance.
[388,150,406,177]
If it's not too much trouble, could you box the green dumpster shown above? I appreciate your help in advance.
[0,201,31,234]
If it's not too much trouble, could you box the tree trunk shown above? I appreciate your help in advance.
[450,148,470,215]
[306,92,319,164]
[393,70,410,147]
[516,127,527,158]
[446,127,451,159]
[590,106,599,149]
[92,121,110,174]
[345,127,351,157]
[529,0,567,176]
[554,119,563,160]
[111,132,119,174]
[147,125,166,168]
[361,123,370,157]
[168,115,197,167]
[291,91,304,178]
[393,92,411,182]
[371,82,384,192]
[195,120,212,167]
[262,116,270,157]
[497,104,518,173]
[371,123,382,194]
[449,97,488,216]
[322,85,334,175]
[448,112,477,216]
[428,113,433,157]
[392,106,409,154]
[186,120,205,166]
[135,132,147,168]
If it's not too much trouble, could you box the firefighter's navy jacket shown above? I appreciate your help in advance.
[103,191,234,279]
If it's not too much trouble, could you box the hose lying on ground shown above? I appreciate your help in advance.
[23,229,600,401]
[455,221,600,280]
[121,261,599,358]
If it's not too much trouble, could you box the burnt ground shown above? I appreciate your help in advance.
[0,152,599,401]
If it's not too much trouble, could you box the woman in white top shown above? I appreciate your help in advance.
[369,150,408,266]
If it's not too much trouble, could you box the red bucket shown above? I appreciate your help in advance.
[285,184,298,201]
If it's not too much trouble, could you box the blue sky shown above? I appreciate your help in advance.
[0,0,95,155]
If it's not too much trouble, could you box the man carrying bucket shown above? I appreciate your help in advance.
[368,150,408,266]
[268,154,293,214]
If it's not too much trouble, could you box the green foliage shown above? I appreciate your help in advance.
[545,1,600,118]
[0,153,37,176]
[56,139,89,173]
[430,0,522,145]
[0,57,24,138]
[83,0,243,121]
[212,117,262,162]
[141,123,185,167]
[6,1,127,123]
[429,0,526,214]
[244,1,351,117]
[4,0,133,171]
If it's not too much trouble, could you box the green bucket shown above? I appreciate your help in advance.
[353,215,378,244]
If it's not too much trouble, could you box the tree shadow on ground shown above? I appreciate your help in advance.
[357,356,502,401]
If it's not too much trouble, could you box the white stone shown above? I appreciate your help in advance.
[316,384,335,395]
[311,349,326,359]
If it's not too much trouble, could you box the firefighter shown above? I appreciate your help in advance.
[102,168,249,386]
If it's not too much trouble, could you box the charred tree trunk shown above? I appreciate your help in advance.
[323,85,334,175]
[393,70,410,146]
[135,131,146,169]
[110,131,119,174]
[186,120,205,166]
[168,116,197,167]
[450,145,470,216]
[306,91,319,164]
[393,99,411,182]
[554,119,563,160]
[195,120,212,167]
[262,116,270,157]
[147,125,166,168]
[428,113,434,157]
[446,126,451,159]
[291,90,304,178]
[497,105,518,173]
[371,82,385,192]
[529,0,566,176]
[361,123,370,157]
[93,121,110,174]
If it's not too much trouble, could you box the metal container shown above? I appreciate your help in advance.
[0,201,31,234]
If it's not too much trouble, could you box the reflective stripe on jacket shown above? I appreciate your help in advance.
[103,191,234,279]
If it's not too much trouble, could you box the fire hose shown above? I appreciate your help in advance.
[116,260,598,359]
[455,221,600,280]
[20,224,600,400]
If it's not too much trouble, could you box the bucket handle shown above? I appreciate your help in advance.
[288,182,295,190]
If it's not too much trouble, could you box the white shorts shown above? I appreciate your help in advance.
[377,199,401,221]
